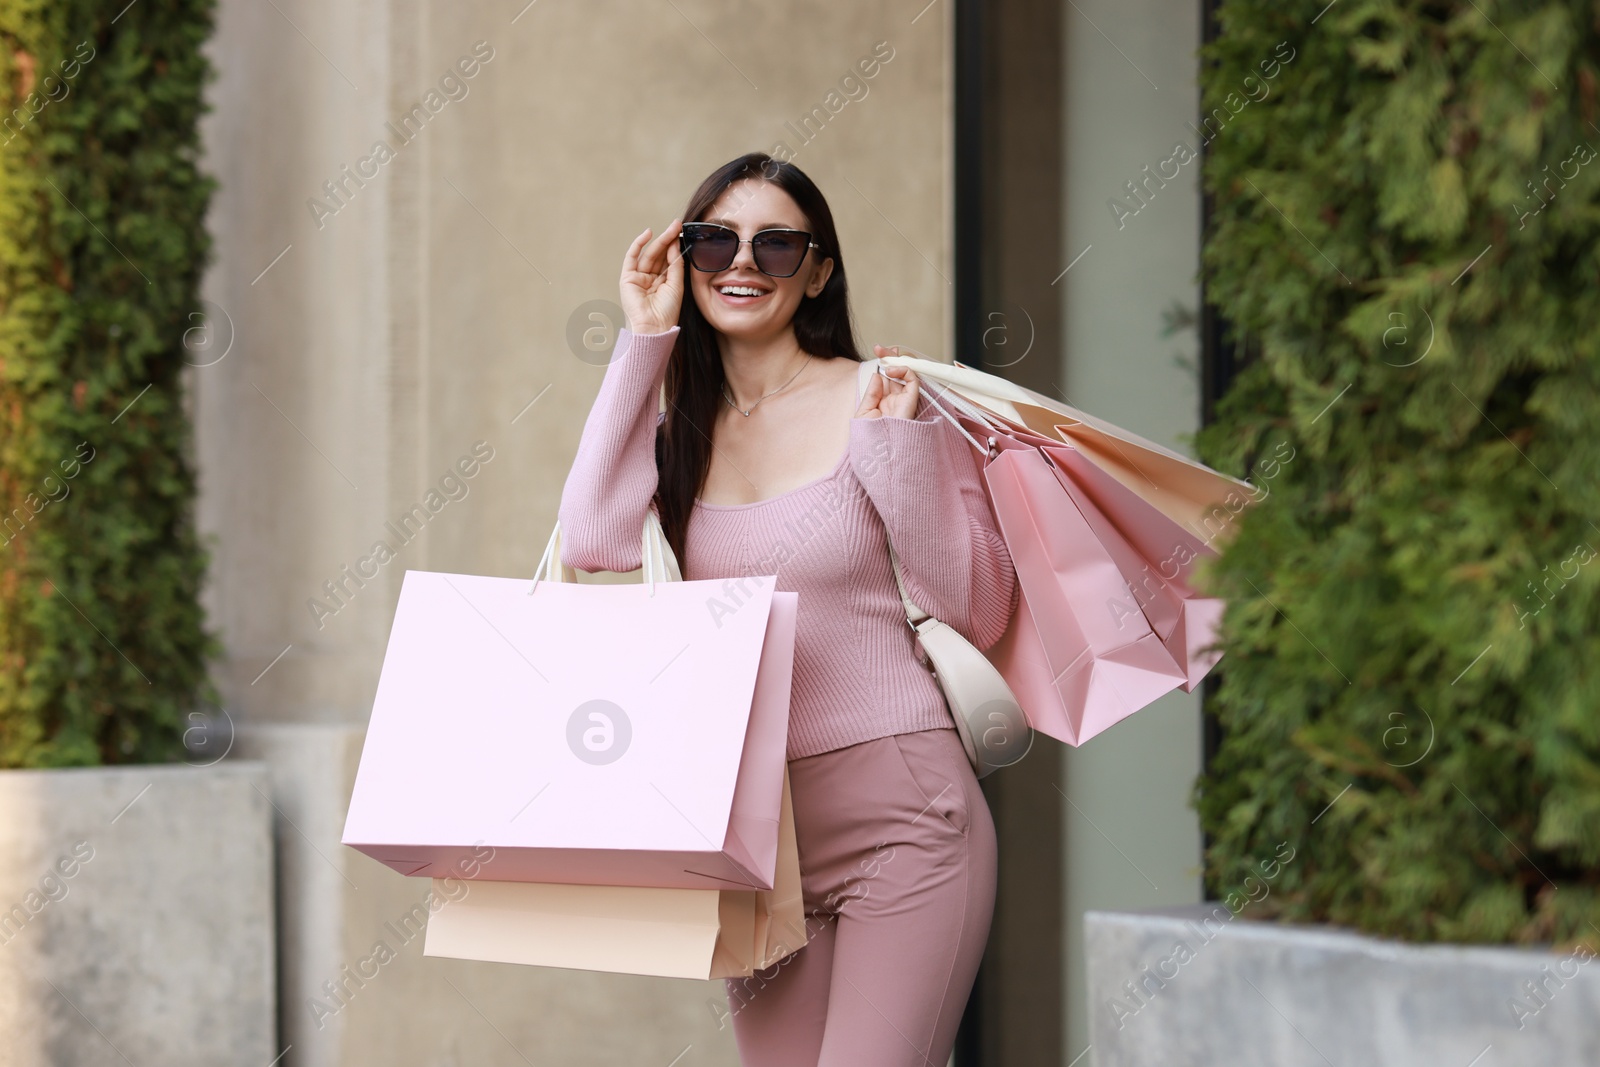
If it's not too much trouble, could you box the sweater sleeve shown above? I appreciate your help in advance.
[557,326,680,572]
[846,388,1020,650]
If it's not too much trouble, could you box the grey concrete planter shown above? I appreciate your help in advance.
[0,761,276,1067]
[1086,906,1600,1066]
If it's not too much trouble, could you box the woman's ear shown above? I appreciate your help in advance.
[805,256,835,298]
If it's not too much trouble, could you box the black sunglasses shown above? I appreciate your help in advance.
[678,222,819,279]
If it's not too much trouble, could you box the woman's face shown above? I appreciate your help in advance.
[686,179,834,344]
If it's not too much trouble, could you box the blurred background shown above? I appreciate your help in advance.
[6,0,1595,1064]
[9,0,1217,1062]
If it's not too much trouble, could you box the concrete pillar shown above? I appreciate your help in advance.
[1059,0,1208,1059]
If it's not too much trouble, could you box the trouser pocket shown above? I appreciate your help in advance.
[889,728,970,838]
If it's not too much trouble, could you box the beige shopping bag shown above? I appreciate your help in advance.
[422,766,805,980]
[875,352,1253,538]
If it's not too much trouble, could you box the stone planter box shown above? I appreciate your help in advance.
[0,762,276,1067]
[1086,906,1600,1066]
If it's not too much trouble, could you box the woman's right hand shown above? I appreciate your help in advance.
[620,219,684,335]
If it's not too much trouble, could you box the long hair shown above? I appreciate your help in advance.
[654,152,864,563]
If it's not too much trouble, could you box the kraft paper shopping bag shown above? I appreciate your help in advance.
[421,765,806,980]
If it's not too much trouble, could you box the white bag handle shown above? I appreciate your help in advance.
[528,509,683,596]
[857,356,1007,460]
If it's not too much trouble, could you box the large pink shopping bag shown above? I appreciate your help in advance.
[982,443,1192,745]
[1038,433,1226,691]
[962,403,1227,695]
[342,516,799,892]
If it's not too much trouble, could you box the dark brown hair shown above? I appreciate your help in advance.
[653,152,864,562]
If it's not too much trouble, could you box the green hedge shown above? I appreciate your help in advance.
[1194,0,1600,946]
[0,0,219,767]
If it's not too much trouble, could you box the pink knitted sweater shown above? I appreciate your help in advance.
[557,326,1020,760]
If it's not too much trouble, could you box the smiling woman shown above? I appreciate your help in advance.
[556,151,1019,1066]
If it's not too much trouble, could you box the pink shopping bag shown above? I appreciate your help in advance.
[897,376,1233,744]
[982,444,1190,745]
[967,406,1227,695]
[342,559,799,892]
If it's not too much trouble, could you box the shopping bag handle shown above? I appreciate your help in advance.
[860,353,1006,459]
[527,509,682,597]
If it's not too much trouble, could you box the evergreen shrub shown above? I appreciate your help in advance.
[0,0,220,767]
[1194,0,1600,945]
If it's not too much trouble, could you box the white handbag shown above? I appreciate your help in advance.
[886,540,1033,778]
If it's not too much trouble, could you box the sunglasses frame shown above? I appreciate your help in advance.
[678,222,820,279]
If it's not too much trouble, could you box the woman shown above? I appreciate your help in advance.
[558,152,1018,1066]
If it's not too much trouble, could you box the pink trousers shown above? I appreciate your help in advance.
[722,726,998,1066]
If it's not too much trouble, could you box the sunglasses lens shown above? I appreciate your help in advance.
[753,232,809,278]
[681,226,737,271]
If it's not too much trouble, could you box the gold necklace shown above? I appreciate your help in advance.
[722,353,810,417]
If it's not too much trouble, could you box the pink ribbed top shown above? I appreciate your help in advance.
[557,326,1019,760]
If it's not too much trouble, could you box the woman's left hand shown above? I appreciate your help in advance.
[855,346,921,420]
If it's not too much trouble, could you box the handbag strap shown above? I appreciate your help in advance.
[886,539,931,628]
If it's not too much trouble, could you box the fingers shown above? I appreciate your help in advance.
[642,218,682,276]
[663,225,685,285]
[626,219,683,278]
[877,365,915,388]
[622,227,652,276]
[855,368,884,417]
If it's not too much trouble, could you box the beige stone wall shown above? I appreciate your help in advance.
[199,1,953,1063]
[199,0,953,730]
